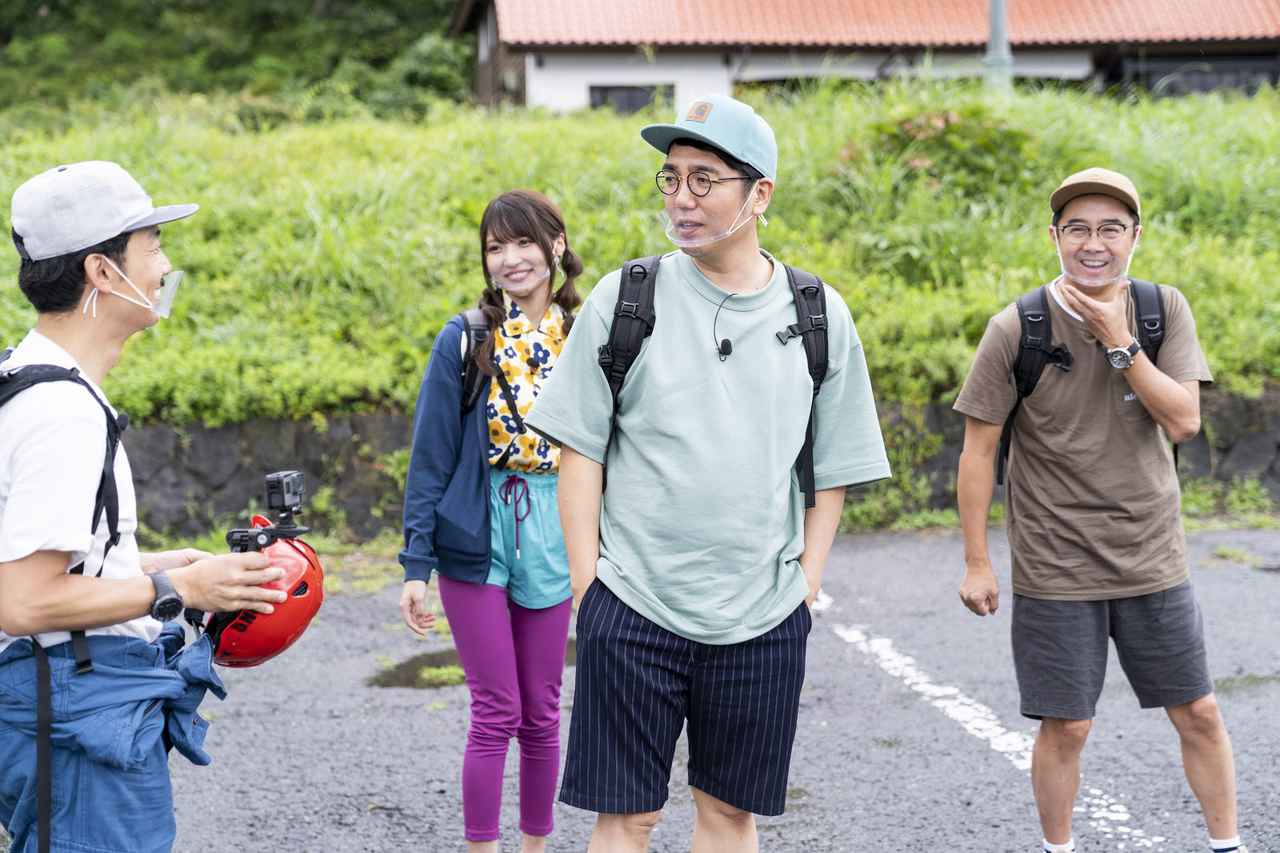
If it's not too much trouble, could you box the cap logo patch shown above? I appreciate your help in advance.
[686,101,713,123]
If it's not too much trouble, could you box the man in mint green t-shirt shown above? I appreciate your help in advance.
[526,94,890,852]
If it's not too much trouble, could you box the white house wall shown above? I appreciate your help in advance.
[524,50,731,111]
[521,47,1093,111]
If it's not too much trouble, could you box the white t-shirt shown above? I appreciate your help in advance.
[0,329,159,654]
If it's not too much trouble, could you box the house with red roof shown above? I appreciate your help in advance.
[450,0,1280,110]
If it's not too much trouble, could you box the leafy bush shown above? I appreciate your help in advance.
[0,0,465,115]
[1,81,1278,430]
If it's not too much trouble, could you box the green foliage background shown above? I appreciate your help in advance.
[0,0,468,116]
[3,81,1276,430]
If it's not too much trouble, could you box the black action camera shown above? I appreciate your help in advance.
[226,471,310,553]
[266,470,305,516]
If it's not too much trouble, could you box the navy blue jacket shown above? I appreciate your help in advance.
[399,316,493,584]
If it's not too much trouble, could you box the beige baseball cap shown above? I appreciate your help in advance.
[1050,167,1141,220]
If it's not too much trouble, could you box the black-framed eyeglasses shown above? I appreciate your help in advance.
[1056,222,1131,243]
[655,169,753,198]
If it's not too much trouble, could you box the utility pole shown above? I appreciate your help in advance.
[984,0,1014,90]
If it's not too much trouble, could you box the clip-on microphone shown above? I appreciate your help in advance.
[713,292,734,361]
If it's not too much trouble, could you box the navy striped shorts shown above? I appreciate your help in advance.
[560,579,811,816]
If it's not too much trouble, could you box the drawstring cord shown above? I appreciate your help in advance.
[499,474,532,559]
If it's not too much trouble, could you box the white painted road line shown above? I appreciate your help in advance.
[831,623,1169,851]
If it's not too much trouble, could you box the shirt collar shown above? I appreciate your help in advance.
[501,293,564,338]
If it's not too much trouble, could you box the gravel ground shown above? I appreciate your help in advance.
[6,528,1277,852]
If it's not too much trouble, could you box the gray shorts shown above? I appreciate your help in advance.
[1012,580,1213,720]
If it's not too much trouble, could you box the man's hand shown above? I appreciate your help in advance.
[572,578,595,610]
[803,570,821,609]
[140,548,212,574]
[399,580,437,638]
[959,563,1000,616]
[170,553,287,614]
[1058,281,1131,348]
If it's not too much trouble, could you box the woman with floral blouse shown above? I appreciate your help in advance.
[398,190,583,853]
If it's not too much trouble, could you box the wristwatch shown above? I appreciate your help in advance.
[149,570,185,622]
[1106,339,1141,370]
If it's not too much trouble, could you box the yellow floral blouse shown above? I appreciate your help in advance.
[486,295,566,473]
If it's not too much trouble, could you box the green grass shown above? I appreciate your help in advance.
[3,80,1277,429]
[1213,672,1280,695]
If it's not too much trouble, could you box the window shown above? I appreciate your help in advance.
[589,85,674,113]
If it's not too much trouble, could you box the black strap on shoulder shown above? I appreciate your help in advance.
[597,257,659,475]
[33,640,52,853]
[0,361,127,673]
[1129,278,1180,469]
[997,286,1074,485]
[459,308,491,414]
[778,266,829,509]
[1129,279,1166,365]
[489,357,526,469]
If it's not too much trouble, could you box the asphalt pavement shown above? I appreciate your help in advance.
[145,528,1276,851]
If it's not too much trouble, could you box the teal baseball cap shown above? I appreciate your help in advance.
[641,94,778,182]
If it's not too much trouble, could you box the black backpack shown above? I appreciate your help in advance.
[455,257,832,507]
[597,255,831,508]
[996,279,1166,484]
[457,307,530,469]
[0,347,129,853]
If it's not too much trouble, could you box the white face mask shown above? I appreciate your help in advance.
[1053,232,1139,290]
[83,258,184,320]
[661,180,765,251]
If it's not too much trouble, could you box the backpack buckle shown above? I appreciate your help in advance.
[618,301,641,319]
[776,324,803,345]
[810,314,826,330]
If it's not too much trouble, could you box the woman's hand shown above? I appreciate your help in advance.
[400,580,437,638]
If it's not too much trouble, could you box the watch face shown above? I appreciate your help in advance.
[154,596,184,622]
[1108,349,1133,369]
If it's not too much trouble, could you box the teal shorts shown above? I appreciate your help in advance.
[487,469,571,610]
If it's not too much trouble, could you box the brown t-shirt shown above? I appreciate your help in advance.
[954,280,1213,600]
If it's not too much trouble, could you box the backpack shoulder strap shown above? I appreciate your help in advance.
[459,308,491,414]
[780,266,829,509]
[997,286,1072,485]
[1129,279,1165,365]
[0,363,126,674]
[598,256,659,416]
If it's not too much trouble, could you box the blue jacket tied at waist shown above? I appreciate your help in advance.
[0,625,225,851]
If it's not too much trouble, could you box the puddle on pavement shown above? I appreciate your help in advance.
[370,638,577,689]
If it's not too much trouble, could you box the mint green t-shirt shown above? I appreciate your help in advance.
[526,251,890,644]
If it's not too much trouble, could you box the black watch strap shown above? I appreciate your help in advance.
[149,570,184,621]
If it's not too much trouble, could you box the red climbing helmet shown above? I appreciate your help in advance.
[204,515,325,667]
[198,472,325,668]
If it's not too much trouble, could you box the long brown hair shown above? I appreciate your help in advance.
[474,190,583,376]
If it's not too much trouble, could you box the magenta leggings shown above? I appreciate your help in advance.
[437,575,572,842]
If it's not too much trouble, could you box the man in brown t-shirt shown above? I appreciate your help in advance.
[953,168,1247,853]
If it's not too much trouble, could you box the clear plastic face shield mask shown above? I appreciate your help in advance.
[1052,227,1140,290]
[660,179,766,251]
[490,264,551,298]
[83,257,184,320]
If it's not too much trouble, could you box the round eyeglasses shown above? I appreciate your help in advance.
[655,169,753,198]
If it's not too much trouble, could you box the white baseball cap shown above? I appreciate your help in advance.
[10,161,198,261]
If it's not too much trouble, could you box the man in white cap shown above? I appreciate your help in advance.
[0,162,288,852]
[954,168,1246,853]
[528,96,890,851]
